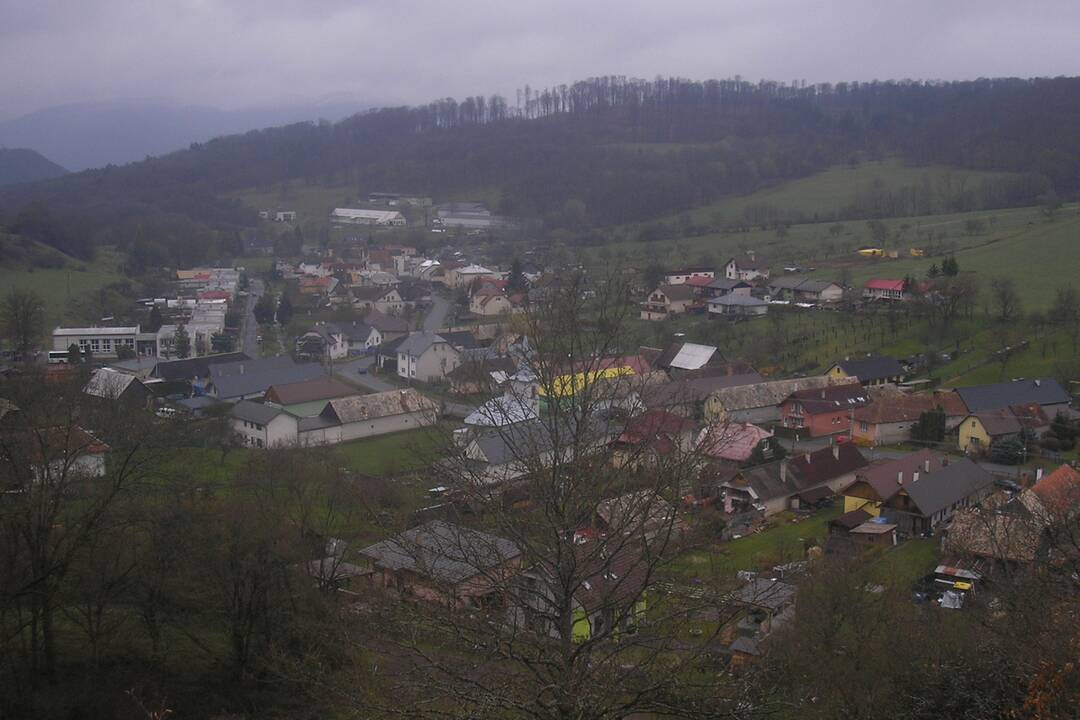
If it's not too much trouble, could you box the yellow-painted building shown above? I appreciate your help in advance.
[958,415,993,453]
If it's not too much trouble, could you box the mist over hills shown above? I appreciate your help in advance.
[0,97,368,171]
[0,75,1078,266]
[0,148,67,187]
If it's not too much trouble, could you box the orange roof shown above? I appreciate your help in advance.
[1032,464,1080,514]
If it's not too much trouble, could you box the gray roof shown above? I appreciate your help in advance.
[231,399,286,424]
[359,521,519,584]
[955,378,1070,413]
[397,332,451,358]
[710,376,833,412]
[730,579,797,612]
[708,294,767,307]
[471,413,622,467]
[151,352,251,382]
[833,356,905,383]
[210,357,325,399]
[708,278,751,291]
[769,277,839,293]
[643,373,763,408]
[655,283,695,301]
[902,458,995,517]
[322,389,439,423]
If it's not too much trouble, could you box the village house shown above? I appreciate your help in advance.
[851,390,967,446]
[397,332,462,382]
[723,579,796,671]
[207,356,326,402]
[827,356,906,386]
[862,279,909,301]
[263,376,357,416]
[364,309,409,342]
[512,544,648,642]
[707,294,769,317]
[350,286,404,314]
[298,275,340,298]
[230,388,439,447]
[697,422,775,465]
[767,277,844,304]
[358,521,521,610]
[640,284,698,320]
[716,443,868,516]
[944,484,1051,566]
[469,289,522,316]
[704,375,836,424]
[724,254,770,282]
[663,267,715,284]
[642,373,761,420]
[879,458,995,536]
[610,409,698,468]
[839,449,943,516]
[703,277,753,299]
[447,355,518,396]
[83,368,152,408]
[447,263,497,289]
[958,402,1050,454]
[953,377,1071,416]
[329,207,407,226]
[780,381,871,438]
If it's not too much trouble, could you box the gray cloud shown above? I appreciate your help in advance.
[2,0,1079,120]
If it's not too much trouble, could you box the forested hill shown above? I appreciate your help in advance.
[0,148,67,188]
[2,75,1079,264]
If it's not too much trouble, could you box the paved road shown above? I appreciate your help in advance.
[423,295,452,332]
[240,278,263,356]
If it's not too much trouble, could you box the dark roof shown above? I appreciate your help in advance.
[231,399,286,424]
[364,308,409,334]
[971,403,1050,437]
[955,378,1071,413]
[785,383,871,415]
[708,278,751,291]
[447,356,517,382]
[844,449,943,502]
[439,330,481,350]
[833,356,905,384]
[378,333,409,356]
[471,413,622,467]
[358,521,519,584]
[397,332,452,357]
[643,374,762,409]
[151,352,251,382]
[831,507,872,530]
[210,357,325,400]
[902,458,994,517]
[730,579,796,612]
[788,443,868,486]
[573,546,650,612]
[853,390,968,424]
[265,376,356,406]
[654,283,695,301]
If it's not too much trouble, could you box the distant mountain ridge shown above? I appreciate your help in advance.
[0,148,67,187]
[0,97,368,171]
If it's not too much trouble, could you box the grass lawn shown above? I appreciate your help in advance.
[0,242,126,326]
[332,426,449,476]
[669,506,841,578]
[866,538,940,587]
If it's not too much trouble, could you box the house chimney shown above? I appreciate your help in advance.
[1034,379,1041,387]
[239,364,244,375]
[780,463,787,482]
[805,452,811,463]
[832,444,840,460]
[897,471,904,485]
[912,470,920,483]
[1036,467,1044,482]
[924,458,931,473]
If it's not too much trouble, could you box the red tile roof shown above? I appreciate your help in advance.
[864,279,906,292]
[1032,464,1080,514]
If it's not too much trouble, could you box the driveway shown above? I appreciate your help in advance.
[333,355,398,392]
[240,278,263,356]
[423,295,452,332]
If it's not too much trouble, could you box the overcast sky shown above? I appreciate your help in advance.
[3,0,1079,121]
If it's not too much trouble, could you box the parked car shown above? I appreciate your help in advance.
[357,367,368,375]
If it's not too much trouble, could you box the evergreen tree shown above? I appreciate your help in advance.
[507,257,527,294]
[147,305,164,333]
[276,294,294,326]
[173,324,191,359]
[941,256,960,277]
[926,263,940,279]
[67,343,81,364]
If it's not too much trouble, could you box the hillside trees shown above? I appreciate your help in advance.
[0,289,46,358]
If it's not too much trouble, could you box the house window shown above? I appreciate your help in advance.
[860,422,869,432]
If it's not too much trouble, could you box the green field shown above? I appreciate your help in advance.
[0,237,125,326]
[332,426,449,476]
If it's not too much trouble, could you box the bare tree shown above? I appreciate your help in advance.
[989,276,1021,323]
[0,289,46,359]
[364,270,752,719]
